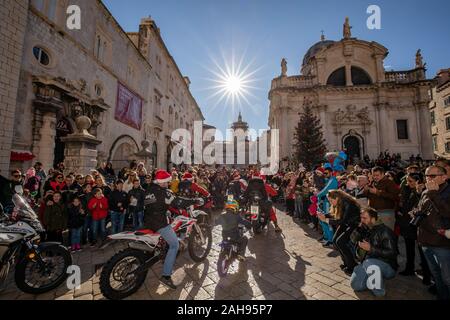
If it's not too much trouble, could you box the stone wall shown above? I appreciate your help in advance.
[0,0,29,174]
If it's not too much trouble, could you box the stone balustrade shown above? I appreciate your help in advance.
[385,69,426,83]
[271,75,316,90]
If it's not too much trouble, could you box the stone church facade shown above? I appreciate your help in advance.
[0,0,204,175]
[269,19,434,166]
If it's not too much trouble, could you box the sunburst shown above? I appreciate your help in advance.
[202,48,263,117]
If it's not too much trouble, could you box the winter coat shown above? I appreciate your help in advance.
[67,205,86,229]
[44,202,68,231]
[109,189,129,213]
[87,196,109,221]
[127,187,146,212]
[414,183,450,248]
[364,176,399,211]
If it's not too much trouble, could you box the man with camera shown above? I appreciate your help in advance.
[350,208,399,297]
[363,166,400,231]
[410,165,450,300]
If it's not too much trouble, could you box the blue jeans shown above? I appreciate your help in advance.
[92,219,106,242]
[83,215,93,243]
[158,225,180,277]
[294,196,303,218]
[422,246,450,300]
[132,211,144,231]
[71,228,82,246]
[350,258,396,297]
[111,210,126,234]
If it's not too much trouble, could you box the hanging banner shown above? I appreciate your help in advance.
[115,82,143,130]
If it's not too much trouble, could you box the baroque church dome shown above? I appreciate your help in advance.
[302,40,336,66]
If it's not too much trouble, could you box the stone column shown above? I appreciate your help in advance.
[417,102,434,159]
[35,113,58,171]
[345,62,353,86]
[62,116,101,175]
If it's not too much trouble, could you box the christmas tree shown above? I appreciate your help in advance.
[293,98,327,170]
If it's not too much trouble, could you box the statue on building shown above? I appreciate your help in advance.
[281,58,287,77]
[343,17,352,39]
[415,49,424,69]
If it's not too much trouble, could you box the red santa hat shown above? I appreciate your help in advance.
[182,172,194,181]
[154,170,172,184]
[251,170,263,179]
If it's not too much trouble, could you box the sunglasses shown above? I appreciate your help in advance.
[57,177,63,180]
[426,174,444,179]
[13,174,21,178]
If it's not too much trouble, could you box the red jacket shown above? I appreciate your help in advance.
[191,182,210,197]
[265,183,278,197]
[88,196,109,221]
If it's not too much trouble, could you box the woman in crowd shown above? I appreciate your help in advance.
[325,190,361,275]
[43,191,67,243]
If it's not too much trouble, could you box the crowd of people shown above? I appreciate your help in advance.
[0,153,449,299]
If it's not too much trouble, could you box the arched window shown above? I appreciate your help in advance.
[326,67,346,86]
[351,66,372,85]
[33,47,50,66]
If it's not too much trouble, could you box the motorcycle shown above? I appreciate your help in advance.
[216,226,250,278]
[168,197,213,225]
[99,204,212,300]
[0,194,72,294]
[242,192,269,234]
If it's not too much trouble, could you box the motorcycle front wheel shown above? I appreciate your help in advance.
[100,248,151,300]
[188,223,212,262]
[15,244,72,294]
[217,251,232,278]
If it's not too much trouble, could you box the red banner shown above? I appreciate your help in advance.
[115,82,143,130]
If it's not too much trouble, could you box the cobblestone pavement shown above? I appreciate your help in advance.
[0,207,433,300]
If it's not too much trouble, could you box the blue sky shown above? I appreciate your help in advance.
[103,0,450,134]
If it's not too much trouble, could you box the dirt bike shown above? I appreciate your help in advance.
[217,226,250,277]
[0,194,72,294]
[168,197,213,225]
[99,205,212,300]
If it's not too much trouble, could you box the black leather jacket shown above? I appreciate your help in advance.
[143,184,196,232]
[351,222,399,270]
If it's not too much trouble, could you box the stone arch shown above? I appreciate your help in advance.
[108,135,140,171]
[326,67,346,86]
[342,130,365,161]
[351,66,372,85]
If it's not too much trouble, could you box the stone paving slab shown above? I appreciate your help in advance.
[0,207,433,300]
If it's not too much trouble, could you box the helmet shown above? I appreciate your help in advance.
[225,200,239,212]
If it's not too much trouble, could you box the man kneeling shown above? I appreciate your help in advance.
[350,208,399,297]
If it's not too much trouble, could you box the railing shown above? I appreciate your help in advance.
[271,75,316,90]
[385,69,425,83]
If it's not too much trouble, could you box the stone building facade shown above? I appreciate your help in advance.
[430,69,450,159]
[1,0,204,175]
[268,18,434,166]
[0,0,29,175]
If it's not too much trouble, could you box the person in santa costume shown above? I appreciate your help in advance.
[178,172,210,198]
[227,170,248,202]
[242,170,282,233]
[143,169,200,290]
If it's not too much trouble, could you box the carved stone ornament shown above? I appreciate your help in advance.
[333,105,373,125]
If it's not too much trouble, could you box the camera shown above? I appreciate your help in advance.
[410,211,430,227]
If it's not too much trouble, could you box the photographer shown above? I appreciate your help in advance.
[410,166,450,300]
[363,166,400,231]
[350,208,399,297]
